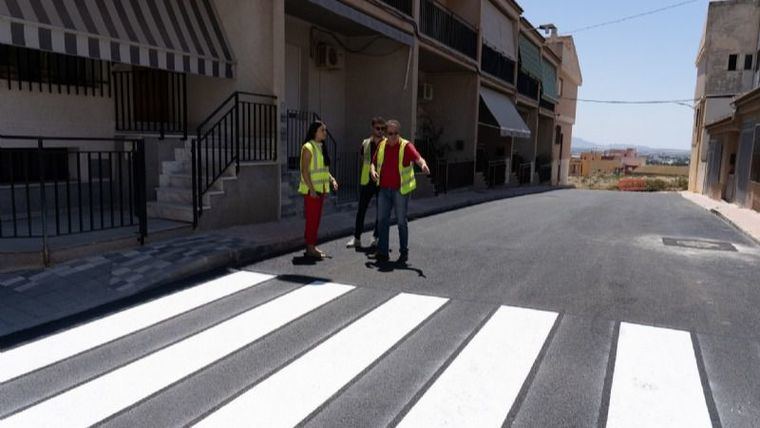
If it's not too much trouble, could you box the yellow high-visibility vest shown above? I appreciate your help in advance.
[376,138,417,195]
[360,138,372,186]
[298,141,330,194]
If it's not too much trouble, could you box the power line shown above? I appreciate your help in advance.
[568,98,694,104]
[564,97,697,110]
[563,0,701,35]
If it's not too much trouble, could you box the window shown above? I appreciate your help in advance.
[745,54,754,70]
[0,44,110,96]
[558,78,564,97]
[728,54,738,71]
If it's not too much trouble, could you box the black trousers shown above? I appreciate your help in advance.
[354,183,379,239]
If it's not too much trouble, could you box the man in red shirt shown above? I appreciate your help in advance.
[370,120,430,263]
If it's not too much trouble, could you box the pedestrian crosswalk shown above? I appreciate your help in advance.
[0,269,754,427]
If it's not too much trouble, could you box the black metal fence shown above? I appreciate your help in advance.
[0,43,111,96]
[0,136,147,262]
[193,92,278,225]
[482,44,516,85]
[113,69,187,139]
[421,0,478,59]
[379,0,412,15]
[286,110,313,170]
[517,70,540,100]
[334,151,361,204]
[485,159,508,187]
[445,160,475,191]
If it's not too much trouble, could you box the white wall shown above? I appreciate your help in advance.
[284,15,348,147]
[188,0,280,126]
[0,85,113,146]
[346,41,414,150]
[419,72,478,160]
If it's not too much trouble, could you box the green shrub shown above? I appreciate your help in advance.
[645,178,668,192]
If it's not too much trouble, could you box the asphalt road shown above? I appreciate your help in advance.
[2,189,759,427]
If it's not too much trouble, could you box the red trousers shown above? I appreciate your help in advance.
[304,194,325,245]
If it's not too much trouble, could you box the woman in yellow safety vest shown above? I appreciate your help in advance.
[299,121,338,258]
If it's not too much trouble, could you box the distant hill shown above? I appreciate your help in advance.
[571,137,690,156]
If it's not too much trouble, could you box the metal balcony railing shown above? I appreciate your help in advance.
[379,0,412,15]
[482,44,516,85]
[420,0,478,59]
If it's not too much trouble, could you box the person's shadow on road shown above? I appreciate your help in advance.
[291,254,331,265]
[364,260,426,278]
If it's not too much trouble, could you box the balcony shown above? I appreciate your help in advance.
[420,0,478,60]
[379,0,412,15]
[481,44,515,86]
[517,70,540,100]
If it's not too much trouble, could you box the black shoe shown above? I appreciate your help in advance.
[398,251,408,263]
[371,252,390,262]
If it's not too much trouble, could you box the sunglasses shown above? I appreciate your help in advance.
[387,131,399,136]
[374,126,386,131]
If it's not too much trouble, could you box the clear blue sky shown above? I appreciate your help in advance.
[520,0,709,150]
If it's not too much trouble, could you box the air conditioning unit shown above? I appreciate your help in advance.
[315,43,343,70]
[419,83,434,102]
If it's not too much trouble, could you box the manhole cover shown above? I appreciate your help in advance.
[662,238,737,252]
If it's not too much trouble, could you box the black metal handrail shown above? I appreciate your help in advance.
[0,135,146,264]
[192,92,278,226]
[482,43,516,85]
[420,0,478,59]
[113,69,187,139]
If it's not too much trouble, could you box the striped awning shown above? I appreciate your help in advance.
[518,34,541,80]
[0,0,234,78]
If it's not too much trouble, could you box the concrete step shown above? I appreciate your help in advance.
[156,187,222,205]
[159,173,237,190]
[146,201,203,223]
[162,159,239,176]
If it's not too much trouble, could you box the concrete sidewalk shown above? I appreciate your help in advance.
[0,185,566,345]
[681,191,760,244]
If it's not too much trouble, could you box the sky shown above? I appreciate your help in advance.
[519,0,709,150]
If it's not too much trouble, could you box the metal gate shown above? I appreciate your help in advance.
[704,140,722,196]
[735,124,756,206]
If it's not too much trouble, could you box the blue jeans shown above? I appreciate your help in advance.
[377,187,409,256]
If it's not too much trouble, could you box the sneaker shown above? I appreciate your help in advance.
[371,252,389,262]
[398,251,408,263]
[346,237,361,248]
[369,237,378,248]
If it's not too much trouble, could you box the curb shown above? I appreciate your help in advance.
[0,186,567,346]
[709,208,760,247]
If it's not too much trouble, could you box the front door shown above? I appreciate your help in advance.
[735,125,755,206]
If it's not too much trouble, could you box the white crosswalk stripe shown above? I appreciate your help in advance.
[0,270,747,427]
[607,322,713,428]
[195,293,447,427]
[0,270,273,384]
[398,306,558,427]
[1,281,353,427]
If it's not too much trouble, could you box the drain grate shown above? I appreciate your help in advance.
[662,237,737,252]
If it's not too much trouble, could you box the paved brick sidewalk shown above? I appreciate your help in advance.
[681,191,760,244]
[0,185,565,344]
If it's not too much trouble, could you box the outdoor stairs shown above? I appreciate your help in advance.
[148,140,237,223]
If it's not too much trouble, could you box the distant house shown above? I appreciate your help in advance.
[570,148,646,176]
